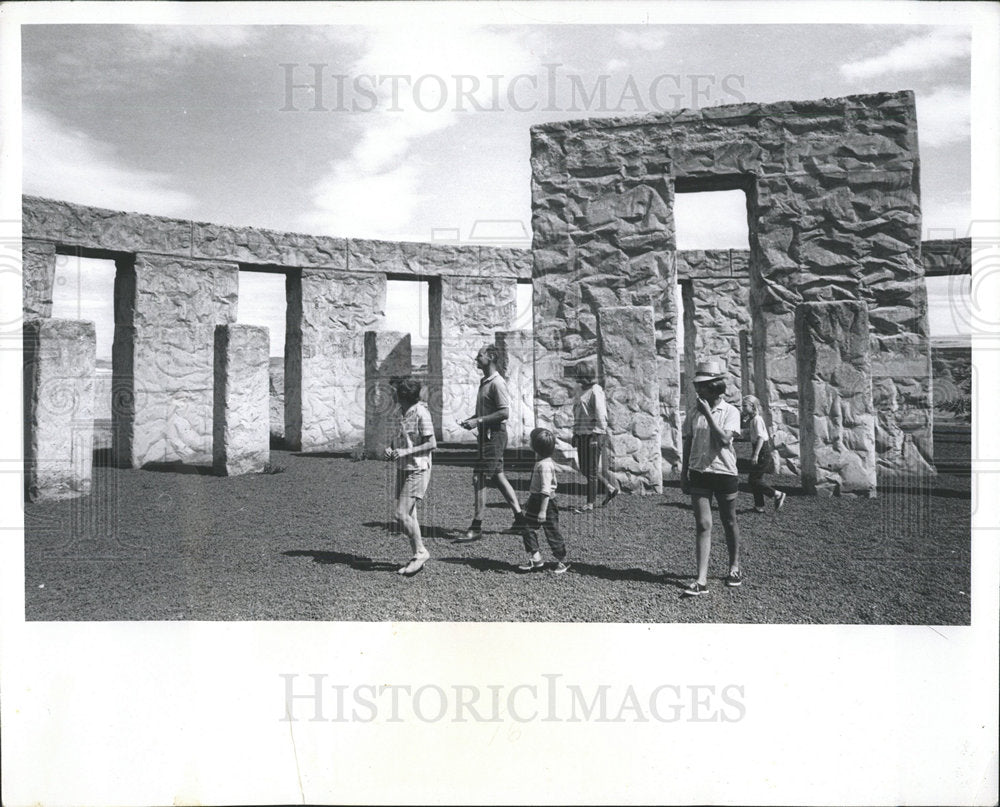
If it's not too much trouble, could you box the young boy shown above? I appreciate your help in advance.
[518,427,570,574]
[384,377,436,576]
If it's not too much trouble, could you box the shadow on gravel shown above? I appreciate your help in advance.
[437,555,688,586]
[362,521,464,540]
[140,462,215,475]
[283,549,399,572]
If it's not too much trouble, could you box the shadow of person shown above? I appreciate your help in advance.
[283,549,399,573]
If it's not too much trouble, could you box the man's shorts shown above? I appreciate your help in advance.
[475,428,507,476]
[396,468,430,500]
[688,469,739,499]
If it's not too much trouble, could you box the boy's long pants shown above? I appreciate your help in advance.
[521,494,566,561]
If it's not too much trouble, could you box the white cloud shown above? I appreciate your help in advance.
[23,107,196,216]
[840,28,969,80]
[299,162,423,239]
[605,57,628,73]
[916,85,970,148]
[300,26,536,240]
[131,25,264,57]
[615,29,668,53]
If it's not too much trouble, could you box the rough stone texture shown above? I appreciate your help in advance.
[428,276,517,443]
[23,196,529,278]
[597,306,662,493]
[285,270,385,452]
[531,91,930,484]
[678,249,752,413]
[269,359,285,441]
[22,239,57,319]
[931,342,972,423]
[113,253,238,467]
[921,238,971,277]
[496,330,534,449]
[796,301,876,497]
[213,325,269,475]
[24,318,96,501]
[364,331,412,457]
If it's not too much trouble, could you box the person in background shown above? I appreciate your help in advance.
[384,377,436,576]
[741,394,787,513]
[680,359,743,596]
[571,361,619,512]
[459,344,525,540]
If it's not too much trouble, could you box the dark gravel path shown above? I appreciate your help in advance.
[25,445,971,623]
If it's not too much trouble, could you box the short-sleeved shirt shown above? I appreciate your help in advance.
[683,399,741,476]
[476,371,510,432]
[748,413,770,446]
[573,384,608,435]
[399,401,434,471]
[529,456,558,497]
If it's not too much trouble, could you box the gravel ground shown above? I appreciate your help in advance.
[25,442,971,624]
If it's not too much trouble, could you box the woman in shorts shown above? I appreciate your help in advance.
[680,359,743,596]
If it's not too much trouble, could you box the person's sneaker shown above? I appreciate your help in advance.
[724,569,743,587]
[774,491,787,512]
[681,581,710,597]
[752,506,766,513]
[459,523,482,542]
[517,555,545,572]
[553,561,571,574]
[573,503,595,514]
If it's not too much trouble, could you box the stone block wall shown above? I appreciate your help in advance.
[496,330,534,448]
[532,91,930,484]
[364,331,412,457]
[213,324,270,476]
[428,276,518,443]
[677,249,751,412]
[22,239,57,319]
[23,195,529,478]
[796,301,876,497]
[24,318,96,501]
[113,253,238,467]
[597,306,662,493]
[285,270,385,452]
[931,343,972,423]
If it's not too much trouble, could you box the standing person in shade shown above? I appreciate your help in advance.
[680,359,743,596]
[517,427,570,574]
[459,344,525,540]
[572,361,619,512]
[741,394,787,513]
[384,377,436,577]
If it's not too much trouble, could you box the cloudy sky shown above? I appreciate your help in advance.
[22,23,973,354]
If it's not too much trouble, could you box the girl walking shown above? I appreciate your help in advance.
[741,395,787,513]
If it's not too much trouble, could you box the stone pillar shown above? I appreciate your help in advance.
[681,276,750,411]
[213,324,269,476]
[22,239,57,319]
[597,306,662,493]
[364,331,412,457]
[24,318,96,501]
[496,330,534,449]
[796,301,876,497]
[285,270,385,452]
[428,276,517,443]
[113,254,238,468]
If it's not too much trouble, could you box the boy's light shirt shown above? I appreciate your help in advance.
[529,456,558,497]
